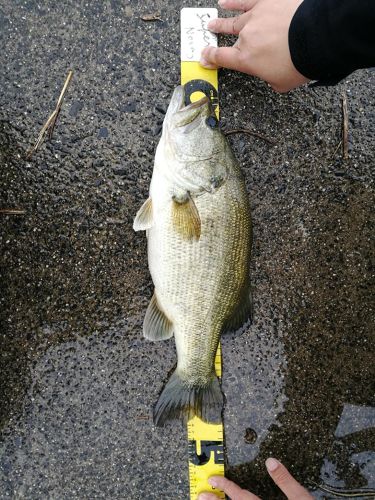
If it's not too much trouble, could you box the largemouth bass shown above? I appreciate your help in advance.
[133,85,252,426]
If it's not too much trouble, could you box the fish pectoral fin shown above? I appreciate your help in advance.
[143,293,174,341]
[223,280,253,334]
[133,197,153,231]
[171,193,201,241]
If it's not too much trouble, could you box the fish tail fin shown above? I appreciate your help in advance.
[153,370,224,426]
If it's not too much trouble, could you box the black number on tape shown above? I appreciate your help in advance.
[188,440,224,466]
[184,80,219,111]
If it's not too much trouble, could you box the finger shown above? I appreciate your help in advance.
[200,46,243,71]
[218,0,259,12]
[198,493,220,500]
[266,459,313,500]
[208,15,245,35]
[207,476,260,499]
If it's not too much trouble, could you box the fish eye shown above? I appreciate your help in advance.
[205,116,219,129]
[211,176,223,189]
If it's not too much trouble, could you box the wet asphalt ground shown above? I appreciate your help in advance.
[0,1,374,498]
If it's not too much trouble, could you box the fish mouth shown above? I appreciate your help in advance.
[168,86,211,128]
[166,85,210,118]
[176,90,210,113]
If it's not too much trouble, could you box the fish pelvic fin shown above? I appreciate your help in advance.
[171,193,201,241]
[143,293,174,341]
[223,278,253,334]
[153,370,223,426]
[133,197,153,231]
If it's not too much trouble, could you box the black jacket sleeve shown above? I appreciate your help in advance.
[288,0,375,85]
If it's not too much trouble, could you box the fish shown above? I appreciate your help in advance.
[133,85,252,426]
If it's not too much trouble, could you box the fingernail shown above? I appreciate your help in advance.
[207,20,216,30]
[198,495,213,500]
[266,458,280,472]
[200,56,209,67]
[208,477,219,487]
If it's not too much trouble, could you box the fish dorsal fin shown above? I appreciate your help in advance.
[223,279,253,334]
[171,193,201,240]
[133,197,153,231]
[143,293,174,341]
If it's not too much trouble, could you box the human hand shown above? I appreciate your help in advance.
[198,458,314,499]
[200,0,310,92]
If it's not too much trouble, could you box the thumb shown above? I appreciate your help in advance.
[265,458,313,500]
[200,46,243,71]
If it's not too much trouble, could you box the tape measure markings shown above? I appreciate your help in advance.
[181,8,225,500]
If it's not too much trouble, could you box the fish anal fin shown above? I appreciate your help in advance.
[223,280,253,334]
[171,194,201,241]
[143,293,174,341]
[133,197,153,231]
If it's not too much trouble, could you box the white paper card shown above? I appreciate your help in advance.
[181,8,218,62]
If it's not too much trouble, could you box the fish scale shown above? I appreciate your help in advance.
[134,86,252,442]
[148,157,250,385]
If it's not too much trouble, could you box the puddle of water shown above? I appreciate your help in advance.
[0,318,190,498]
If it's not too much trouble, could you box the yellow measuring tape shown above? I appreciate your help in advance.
[186,346,225,500]
[180,8,225,500]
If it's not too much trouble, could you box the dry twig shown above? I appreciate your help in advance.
[0,209,26,215]
[224,128,276,145]
[331,140,342,159]
[141,14,162,21]
[312,481,375,498]
[26,70,73,159]
[341,90,349,160]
